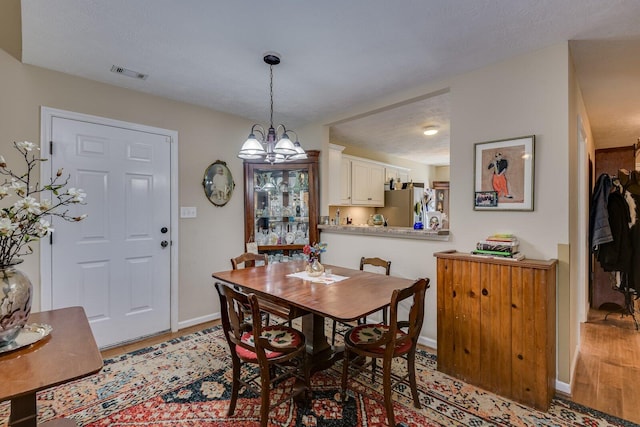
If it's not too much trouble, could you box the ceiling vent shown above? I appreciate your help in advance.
[110,65,148,80]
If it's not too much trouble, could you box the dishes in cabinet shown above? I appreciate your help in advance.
[267,232,278,245]
[285,232,295,244]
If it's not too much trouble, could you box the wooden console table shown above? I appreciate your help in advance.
[0,307,103,427]
[434,251,557,410]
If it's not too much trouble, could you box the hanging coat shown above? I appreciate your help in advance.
[596,191,632,273]
[590,173,613,250]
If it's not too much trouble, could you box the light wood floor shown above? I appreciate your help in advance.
[100,320,221,359]
[571,307,640,424]
[102,312,640,424]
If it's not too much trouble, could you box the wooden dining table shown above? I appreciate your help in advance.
[212,260,416,372]
[0,307,103,427]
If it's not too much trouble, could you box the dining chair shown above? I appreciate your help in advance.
[340,278,429,427]
[215,282,310,427]
[231,252,303,326]
[359,257,392,324]
[331,256,392,345]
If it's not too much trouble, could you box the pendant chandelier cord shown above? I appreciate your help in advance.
[269,64,274,129]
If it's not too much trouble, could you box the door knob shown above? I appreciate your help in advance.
[161,240,169,248]
[161,227,168,234]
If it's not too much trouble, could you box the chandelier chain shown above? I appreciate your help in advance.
[269,65,274,128]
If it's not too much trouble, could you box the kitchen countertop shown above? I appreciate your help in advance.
[318,224,450,241]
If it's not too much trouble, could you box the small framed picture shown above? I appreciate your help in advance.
[427,212,442,230]
[474,191,498,208]
[474,135,535,211]
[203,160,235,207]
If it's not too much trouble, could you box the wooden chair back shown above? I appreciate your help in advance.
[229,252,299,324]
[359,256,391,275]
[387,278,429,351]
[231,252,268,270]
[341,277,430,427]
[215,283,300,362]
[215,282,308,426]
[351,278,429,354]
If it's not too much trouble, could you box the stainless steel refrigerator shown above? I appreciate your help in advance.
[377,184,425,227]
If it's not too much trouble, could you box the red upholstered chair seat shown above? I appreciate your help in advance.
[345,324,412,354]
[237,326,304,360]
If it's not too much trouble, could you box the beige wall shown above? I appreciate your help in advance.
[320,43,575,386]
[433,166,450,182]
[0,0,21,61]
[0,48,325,326]
[567,50,596,384]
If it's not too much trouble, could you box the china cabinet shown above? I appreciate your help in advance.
[243,150,320,256]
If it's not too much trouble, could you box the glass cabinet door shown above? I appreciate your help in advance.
[243,151,319,257]
[253,168,310,246]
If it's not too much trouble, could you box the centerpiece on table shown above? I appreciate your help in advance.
[0,141,87,347]
[303,242,327,277]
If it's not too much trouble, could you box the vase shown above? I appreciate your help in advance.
[306,259,325,277]
[0,260,33,347]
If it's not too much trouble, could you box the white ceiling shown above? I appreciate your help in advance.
[20,0,640,165]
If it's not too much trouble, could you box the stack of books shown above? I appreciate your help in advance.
[472,234,525,261]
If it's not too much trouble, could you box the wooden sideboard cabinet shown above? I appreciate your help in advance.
[434,251,557,410]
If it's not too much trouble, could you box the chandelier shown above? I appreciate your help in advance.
[238,52,307,163]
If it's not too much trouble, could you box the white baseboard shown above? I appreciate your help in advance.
[177,312,220,331]
[418,335,437,350]
[555,380,571,396]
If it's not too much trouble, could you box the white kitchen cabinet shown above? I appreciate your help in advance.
[351,158,385,206]
[397,169,410,184]
[340,157,352,205]
[328,145,394,207]
[328,144,346,205]
[385,166,410,188]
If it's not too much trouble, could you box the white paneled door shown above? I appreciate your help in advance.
[48,115,172,348]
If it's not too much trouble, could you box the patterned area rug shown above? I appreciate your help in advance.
[0,324,635,426]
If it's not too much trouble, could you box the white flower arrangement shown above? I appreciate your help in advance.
[0,141,87,266]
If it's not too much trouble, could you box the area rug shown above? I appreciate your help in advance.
[0,324,635,426]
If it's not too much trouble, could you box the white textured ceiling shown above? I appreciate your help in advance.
[20,0,640,165]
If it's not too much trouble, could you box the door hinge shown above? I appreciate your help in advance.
[49,141,53,155]
[49,233,53,245]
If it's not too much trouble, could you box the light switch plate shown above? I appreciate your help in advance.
[180,207,197,218]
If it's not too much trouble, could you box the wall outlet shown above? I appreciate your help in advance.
[180,207,197,218]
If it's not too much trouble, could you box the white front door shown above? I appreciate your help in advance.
[44,112,173,348]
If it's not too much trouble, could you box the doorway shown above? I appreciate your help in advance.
[40,107,179,348]
[572,141,640,423]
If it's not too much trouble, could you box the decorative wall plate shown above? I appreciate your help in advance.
[202,160,235,207]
